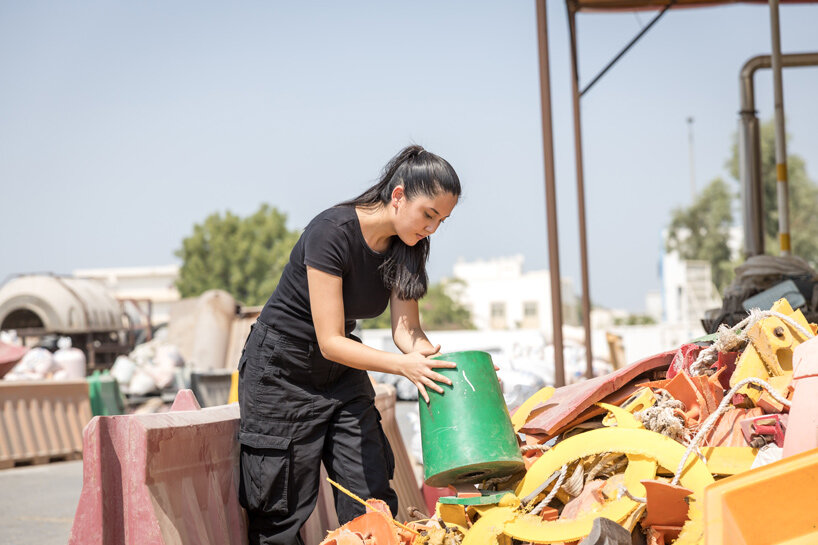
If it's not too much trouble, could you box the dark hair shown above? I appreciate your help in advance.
[342,145,461,300]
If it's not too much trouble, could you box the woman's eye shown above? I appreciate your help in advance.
[424,213,432,219]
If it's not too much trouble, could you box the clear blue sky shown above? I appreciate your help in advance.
[1,1,817,312]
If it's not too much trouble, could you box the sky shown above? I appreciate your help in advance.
[1,1,817,312]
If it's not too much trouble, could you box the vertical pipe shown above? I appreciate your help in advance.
[535,0,565,387]
[769,0,790,254]
[738,109,764,256]
[740,53,818,257]
[567,8,594,380]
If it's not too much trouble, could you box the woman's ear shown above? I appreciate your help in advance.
[391,185,405,208]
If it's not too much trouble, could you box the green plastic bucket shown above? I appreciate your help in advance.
[419,350,524,487]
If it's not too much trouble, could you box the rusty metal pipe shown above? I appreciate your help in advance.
[568,8,594,379]
[535,0,565,386]
[738,52,818,257]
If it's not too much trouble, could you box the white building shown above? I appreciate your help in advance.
[73,265,180,324]
[660,253,722,328]
[449,255,579,332]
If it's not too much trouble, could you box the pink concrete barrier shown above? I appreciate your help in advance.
[783,336,818,458]
[69,390,246,545]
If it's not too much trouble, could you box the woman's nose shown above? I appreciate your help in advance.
[424,224,435,233]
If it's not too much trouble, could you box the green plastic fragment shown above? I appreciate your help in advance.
[438,491,510,505]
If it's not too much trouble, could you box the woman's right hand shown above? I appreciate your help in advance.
[399,344,457,404]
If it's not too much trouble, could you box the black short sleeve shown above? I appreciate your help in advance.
[303,218,349,277]
[258,206,391,342]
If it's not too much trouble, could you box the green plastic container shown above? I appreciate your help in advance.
[87,370,125,416]
[419,350,524,487]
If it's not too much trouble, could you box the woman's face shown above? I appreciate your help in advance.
[391,186,458,246]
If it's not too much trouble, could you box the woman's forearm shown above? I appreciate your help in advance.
[318,335,407,374]
[391,312,435,354]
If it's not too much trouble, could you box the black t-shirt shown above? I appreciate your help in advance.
[259,205,391,342]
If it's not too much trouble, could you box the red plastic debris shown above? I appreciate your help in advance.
[666,344,703,380]
[739,413,788,448]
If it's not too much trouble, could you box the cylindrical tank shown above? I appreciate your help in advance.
[53,336,87,379]
[418,350,524,487]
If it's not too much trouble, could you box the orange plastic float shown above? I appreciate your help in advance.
[704,447,818,545]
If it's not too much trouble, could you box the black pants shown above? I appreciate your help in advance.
[237,321,398,545]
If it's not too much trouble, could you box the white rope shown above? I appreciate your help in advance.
[671,377,792,486]
[690,308,813,376]
[530,464,568,515]
[617,484,647,503]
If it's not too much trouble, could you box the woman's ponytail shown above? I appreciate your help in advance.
[341,145,460,300]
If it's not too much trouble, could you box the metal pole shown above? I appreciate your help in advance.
[535,0,565,387]
[769,0,790,255]
[567,8,593,380]
[739,52,818,257]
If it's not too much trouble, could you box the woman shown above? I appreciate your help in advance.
[237,145,461,545]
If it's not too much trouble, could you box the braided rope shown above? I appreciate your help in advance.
[520,444,552,453]
[530,464,568,515]
[671,376,792,486]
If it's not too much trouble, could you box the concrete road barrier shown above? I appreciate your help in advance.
[0,380,91,468]
[68,390,246,545]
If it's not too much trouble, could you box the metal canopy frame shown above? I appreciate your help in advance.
[535,0,806,385]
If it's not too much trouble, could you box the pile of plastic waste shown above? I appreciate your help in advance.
[320,297,817,545]
[109,327,185,396]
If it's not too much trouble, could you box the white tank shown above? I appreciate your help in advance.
[53,337,87,379]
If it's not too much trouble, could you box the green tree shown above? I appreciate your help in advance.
[614,314,657,326]
[420,279,474,330]
[359,279,475,331]
[728,120,818,265]
[175,204,299,305]
[666,177,736,292]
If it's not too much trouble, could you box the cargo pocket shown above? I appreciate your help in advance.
[238,431,292,516]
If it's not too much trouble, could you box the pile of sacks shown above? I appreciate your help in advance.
[109,328,185,396]
[2,335,87,381]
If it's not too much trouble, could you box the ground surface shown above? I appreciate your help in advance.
[0,459,83,545]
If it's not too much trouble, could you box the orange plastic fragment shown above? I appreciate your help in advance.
[645,525,682,545]
[664,372,708,426]
[756,390,787,414]
[456,492,481,498]
[640,480,693,528]
[559,479,606,520]
[540,506,559,522]
[321,530,367,545]
[703,407,763,447]
[320,512,400,545]
[705,447,818,545]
